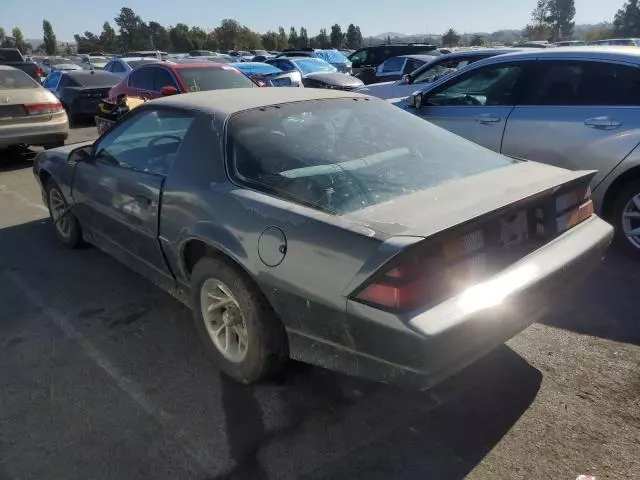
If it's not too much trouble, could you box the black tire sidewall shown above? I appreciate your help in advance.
[45,181,83,248]
[190,257,287,383]
[611,178,640,255]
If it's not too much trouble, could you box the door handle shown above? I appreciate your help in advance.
[584,117,622,129]
[473,114,501,124]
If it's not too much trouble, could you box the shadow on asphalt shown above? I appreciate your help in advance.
[1,219,543,480]
[0,146,38,172]
[540,249,640,346]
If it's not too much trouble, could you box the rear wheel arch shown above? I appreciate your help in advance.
[182,238,252,282]
[601,166,640,219]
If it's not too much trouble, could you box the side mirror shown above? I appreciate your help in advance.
[69,145,93,164]
[408,91,425,109]
[401,74,412,84]
[351,60,362,69]
[160,85,178,96]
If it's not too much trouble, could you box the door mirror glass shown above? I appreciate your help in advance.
[160,85,178,96]
[69,145,93,163]
[401,74,412,84]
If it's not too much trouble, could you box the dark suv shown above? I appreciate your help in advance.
[348,43,438,76]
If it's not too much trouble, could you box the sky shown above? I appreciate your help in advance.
[2,0,619,41]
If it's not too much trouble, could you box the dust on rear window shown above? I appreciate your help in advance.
[227,98,517,214]
[0,69,38,89]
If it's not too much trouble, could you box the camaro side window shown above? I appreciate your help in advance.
[95,110,195,175]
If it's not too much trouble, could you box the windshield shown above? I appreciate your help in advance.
[292,58,337,75]
[0,69,38,89]
[177,67,257,91]
[315,50,349,64]
[227,98,515,214]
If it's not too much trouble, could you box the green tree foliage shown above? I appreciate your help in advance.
[470,34,484,46]
[547,0,576,40]
[298,27,309,48]
[99,22,119,52]
[345,24,363,49]
[614,0,640,36]
[330,24,343,48]
[114,7,149,51]
[277,27,288,50]
[261,31,278,51]
[0,27,5,44]
[12,27,26,53]
[69,8,364,55]
[288,27,298,48]
[441,28,460,47]
[42,20,57,55]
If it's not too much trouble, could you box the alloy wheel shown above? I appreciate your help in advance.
[49,188,71,240]
[199,278,249,363]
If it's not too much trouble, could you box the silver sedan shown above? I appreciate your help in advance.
[404,47,640,254]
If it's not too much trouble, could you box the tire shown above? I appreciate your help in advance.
[190,256,288,383]
[45,181,84,248]
[610,178,640,256]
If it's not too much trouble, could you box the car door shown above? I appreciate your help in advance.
[127,66,158,99]
[72,107,196,278]
[415,60,533,152]
[502,59,640,188]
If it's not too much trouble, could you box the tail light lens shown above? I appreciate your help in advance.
[354,230,488,312]
[35,65,43,77]
[24,101,64,115]
[555,186,594,233]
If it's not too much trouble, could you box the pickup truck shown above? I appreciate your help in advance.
[0,48,41,81]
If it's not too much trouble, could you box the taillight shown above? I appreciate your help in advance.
[35,65,43,77]
[354,230,487,312]
[556,185,594,233]
[24,102,64,115]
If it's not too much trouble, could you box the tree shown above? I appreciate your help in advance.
[441,28,460,47]
[614,0,640,36]
[470,34,484,46]
[99,22,119,53]
[169,23,193,52]
[330,24,343,48]
[74,31,101,53]
[298,27,309,48]
[261,31,278,51]
[288,27,298,48]
[0,27,5,45]
[277,27,288,50]
[214,19,244,51]
[315,28,330,48]
[42,20,57,55]
[546,0,576,40]
[12,27,26,53]
[345,24,363,49]
[114,7,148,51]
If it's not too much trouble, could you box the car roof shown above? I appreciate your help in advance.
[150,88,366,118]
[479,46,640,64]
[0,65,23,71]
[398,54,441,61]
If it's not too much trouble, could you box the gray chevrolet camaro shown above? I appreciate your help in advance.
[33,88,613,388]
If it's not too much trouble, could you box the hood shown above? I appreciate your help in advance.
[303,72,363,88]
[345,161,593,238]
[355,80,423,101]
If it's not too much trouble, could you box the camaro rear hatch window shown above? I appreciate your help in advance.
[227,98,516,213]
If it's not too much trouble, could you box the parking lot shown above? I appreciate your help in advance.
[1,124,639,480]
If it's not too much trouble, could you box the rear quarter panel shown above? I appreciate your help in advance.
[158,114,387,348]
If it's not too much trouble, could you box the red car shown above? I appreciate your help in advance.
[108,61,257,101]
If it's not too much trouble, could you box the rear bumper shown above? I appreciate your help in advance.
[343,216,613,388]
[0,113,69,147]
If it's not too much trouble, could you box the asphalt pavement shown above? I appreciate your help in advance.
[0,125,639,480]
